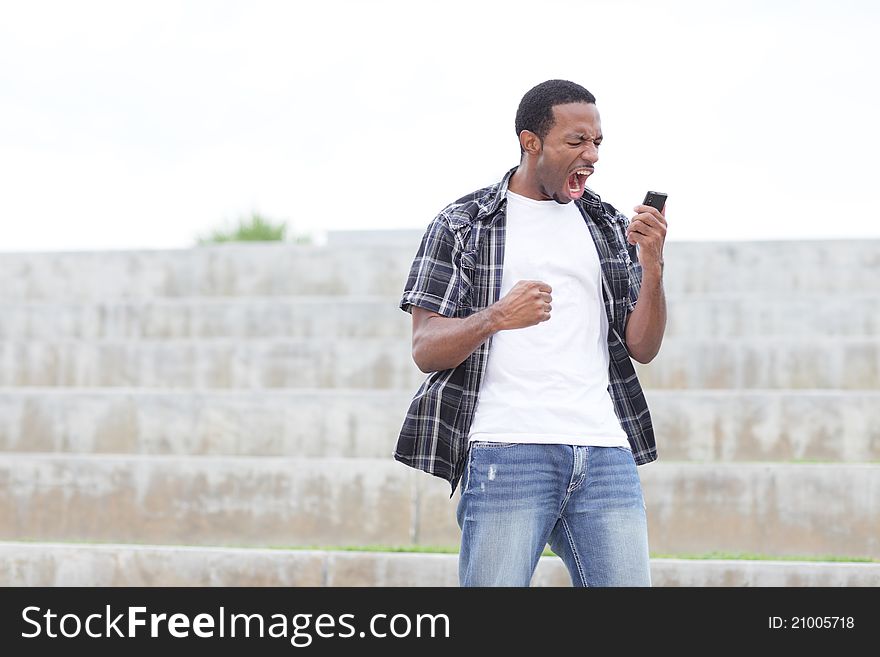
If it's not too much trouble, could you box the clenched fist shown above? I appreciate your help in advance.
[490,280,553,331]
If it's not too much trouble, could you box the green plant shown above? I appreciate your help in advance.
[197,212,311,244]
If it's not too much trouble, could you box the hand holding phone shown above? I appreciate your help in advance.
[630,192,669,259]
[643,191,667,213]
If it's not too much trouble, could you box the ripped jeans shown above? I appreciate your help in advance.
[456,442,651,587]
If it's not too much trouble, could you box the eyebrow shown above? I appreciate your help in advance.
[568,133,603,141]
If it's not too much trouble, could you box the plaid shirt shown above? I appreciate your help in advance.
[395,167,657,495]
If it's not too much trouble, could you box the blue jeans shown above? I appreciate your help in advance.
[456,442,651,587]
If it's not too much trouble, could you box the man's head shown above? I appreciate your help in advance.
[514,79,602,204]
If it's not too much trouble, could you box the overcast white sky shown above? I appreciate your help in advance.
[1,0,878,251]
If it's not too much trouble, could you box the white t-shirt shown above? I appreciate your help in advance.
[467,190,630,448]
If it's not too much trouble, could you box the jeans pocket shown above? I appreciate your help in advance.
[611,445,637,466]
[470,440,519,451]
[464,442,519,495]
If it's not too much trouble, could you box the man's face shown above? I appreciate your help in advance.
[531,102,602,204]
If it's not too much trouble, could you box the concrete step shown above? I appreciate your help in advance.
[1,542,877,586]
[0,297,409,340]
[0,338,419,389]
[327,229,423,247]
[647,390,880,462]
[662,240,880,295]
[2,240,878,300]
[0,455,430,547]
[0,389,409,457]
[1,456,877,558]
[0,338,877,389]
[2,389,878,462]
[644,463,880,559]
[663,295,880,338]
[0,244,414,300]
[637,338,880,389]
[1,294,877,340]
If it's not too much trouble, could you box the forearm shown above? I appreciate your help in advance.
[412,307,499,373]
[624,267,667,364]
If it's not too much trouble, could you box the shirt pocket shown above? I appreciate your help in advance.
[457,248,477,314]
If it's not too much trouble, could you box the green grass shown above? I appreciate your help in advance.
[268,545,878,563]
[5,539,877,563]
[269,544,461,555]
[651,551,878,563]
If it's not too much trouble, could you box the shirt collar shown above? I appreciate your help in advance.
[461,165,622,228]
[486,166,518,216]
[458,166,516,228]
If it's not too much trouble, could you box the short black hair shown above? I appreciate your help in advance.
[515,80,596,153]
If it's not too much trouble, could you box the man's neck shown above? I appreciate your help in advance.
[507,161,544,201]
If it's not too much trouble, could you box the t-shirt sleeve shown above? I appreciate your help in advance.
[399,216,460,317]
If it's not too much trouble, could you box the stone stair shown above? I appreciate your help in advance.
[1,235,878,585]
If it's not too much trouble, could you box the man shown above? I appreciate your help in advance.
[395,79,667,587]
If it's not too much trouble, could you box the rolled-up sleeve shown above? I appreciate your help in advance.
[400,215,460,318]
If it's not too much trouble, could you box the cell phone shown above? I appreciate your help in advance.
[643,191,668,213]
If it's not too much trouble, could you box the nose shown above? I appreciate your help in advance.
[581,143,599,166]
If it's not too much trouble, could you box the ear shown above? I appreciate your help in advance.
[518,130,542,156]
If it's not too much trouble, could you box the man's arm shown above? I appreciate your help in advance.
[624,204,668,364]
[411,280,553,373]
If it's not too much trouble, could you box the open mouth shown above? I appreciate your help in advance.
[567,167,593,199]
